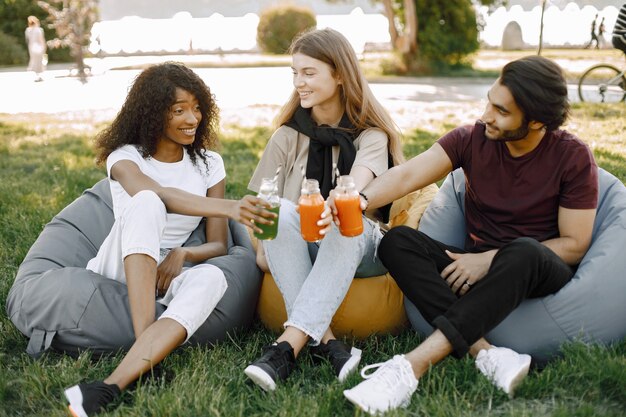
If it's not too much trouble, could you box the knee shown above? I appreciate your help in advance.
[321,222,363,250]
[191,264,228,295]
[378,226,425,262]
[499,237,544,262]
[128,190,166,219]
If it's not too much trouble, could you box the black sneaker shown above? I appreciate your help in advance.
[64,381,121,417]
[244,341,296,391]
[310,339,362,382]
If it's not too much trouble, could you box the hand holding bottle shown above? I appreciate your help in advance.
[333,175,363,237]
[299,179,327,242]
[231,195,276,235]
[254,177,281,240]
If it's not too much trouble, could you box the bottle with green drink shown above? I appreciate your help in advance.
[254,177,280,240]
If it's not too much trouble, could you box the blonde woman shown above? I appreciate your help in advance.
[25,16,46,82]
[245,28,404,391]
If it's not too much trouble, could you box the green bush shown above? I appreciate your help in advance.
[415,0,479,68]
[0,31,27,66]
[257,5,316,54]
[47,45,73,63]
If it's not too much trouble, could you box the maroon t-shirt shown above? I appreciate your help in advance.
[437,122,598,252]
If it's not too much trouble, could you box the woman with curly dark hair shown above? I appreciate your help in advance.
[63,62,274,417]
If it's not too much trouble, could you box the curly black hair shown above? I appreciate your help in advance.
[94,62,220,171]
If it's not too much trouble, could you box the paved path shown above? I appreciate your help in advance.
[0,55,581,130]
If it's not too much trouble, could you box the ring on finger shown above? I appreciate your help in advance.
[464,281,472,288]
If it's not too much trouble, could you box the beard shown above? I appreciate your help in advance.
[484,121,529,142]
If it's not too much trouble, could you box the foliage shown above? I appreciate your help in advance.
[256,5,317,54]
[415,0,480,68]
[0,31,28,66]
[37,0,98,81]
[0,0,71,63]
[330,0,502,74]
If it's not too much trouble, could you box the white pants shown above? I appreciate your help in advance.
[86,190,227,342]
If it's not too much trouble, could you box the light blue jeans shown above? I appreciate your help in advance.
[263,199,387,344]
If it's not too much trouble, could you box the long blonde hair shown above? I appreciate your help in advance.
[274,28,405,165]
[27,16,40,27]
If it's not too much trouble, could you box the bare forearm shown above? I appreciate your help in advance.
[181,242,228,263]
[542,237,590,266]
[545,207,596,265]
[157,187,237,218]
[361,165,416,210]
[361,144,452,210]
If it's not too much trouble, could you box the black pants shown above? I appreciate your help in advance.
[378,226,575,357]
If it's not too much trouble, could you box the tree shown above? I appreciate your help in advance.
[329,0,504,73]
[37,0,98,82]
[381,0,506,72]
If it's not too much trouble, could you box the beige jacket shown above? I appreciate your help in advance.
[248,125,390,203]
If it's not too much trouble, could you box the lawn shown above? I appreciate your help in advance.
[0,103,625,417]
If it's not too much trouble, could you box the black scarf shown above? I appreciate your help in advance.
[285,106,358,199]
[285,106,393,223]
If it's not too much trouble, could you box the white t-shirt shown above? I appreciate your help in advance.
[106,145,226,248]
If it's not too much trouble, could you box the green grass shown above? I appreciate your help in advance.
[1,104,625,416]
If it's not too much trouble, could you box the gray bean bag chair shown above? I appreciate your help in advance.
[6,178,262,358]
[407,168,626,364]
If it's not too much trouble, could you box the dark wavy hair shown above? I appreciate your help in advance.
[500,56,570,132]
[94,62,219,171]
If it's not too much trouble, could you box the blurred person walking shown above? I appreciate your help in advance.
[598,17,606,48]
[584,14,599,49]
[25,16,46,82]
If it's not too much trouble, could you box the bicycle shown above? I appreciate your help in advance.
[578,63,626,103]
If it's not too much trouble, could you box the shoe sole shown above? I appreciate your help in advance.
[64,386,88,417]
[244,365,276,392]
[338,347,362,382]
[343,389,375,414]
[343,388,409,414]
[504,355,532,397]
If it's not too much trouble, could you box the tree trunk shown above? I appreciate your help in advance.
[537,0,546,55]
[402,0,418,55]
[380,0,420,73]
[381,0,399,48]
[75,44,86,83]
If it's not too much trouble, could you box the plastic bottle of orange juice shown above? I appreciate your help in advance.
[299,179,325,242]
[334,175,363,237]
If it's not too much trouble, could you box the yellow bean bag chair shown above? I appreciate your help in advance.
[253,184,438,339]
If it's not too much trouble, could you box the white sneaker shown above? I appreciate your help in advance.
[343,355,418,415]
[475,347,531,397]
